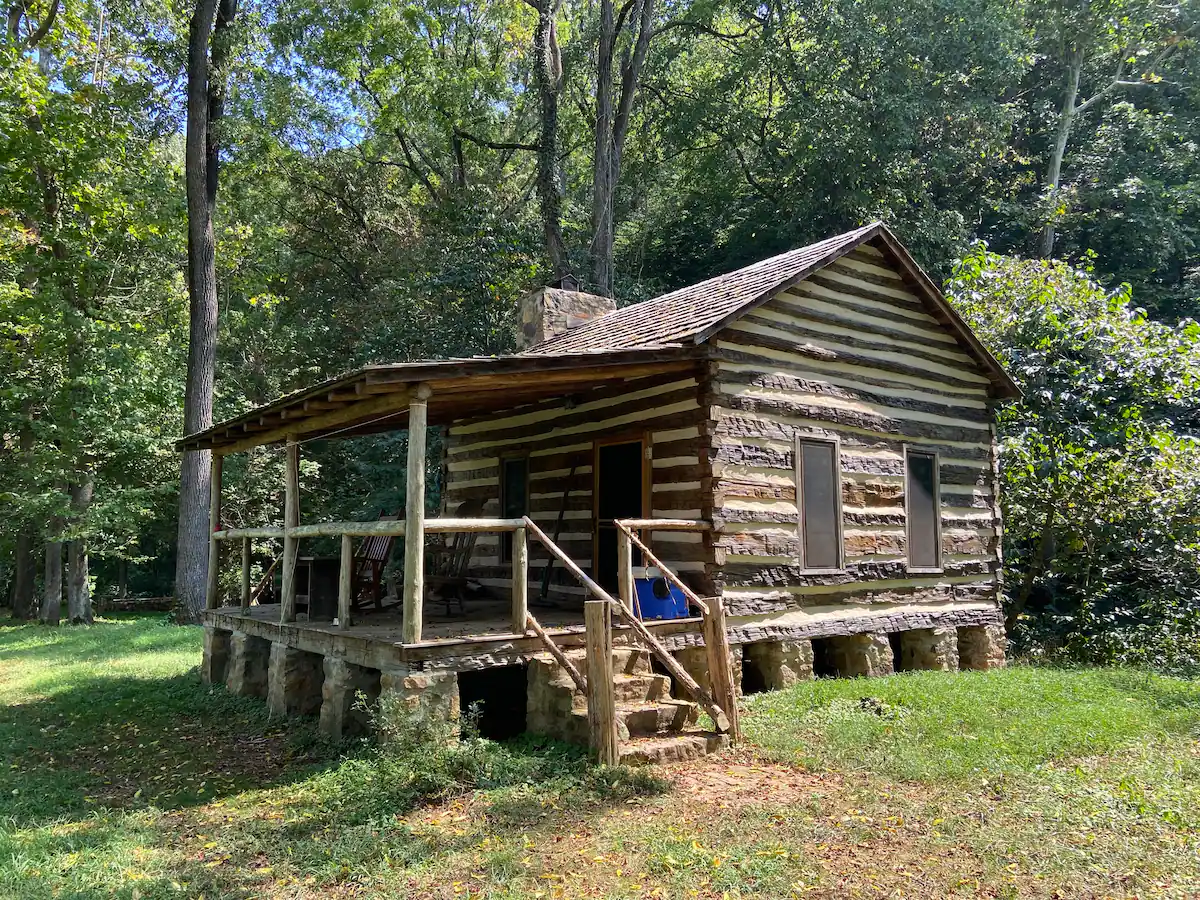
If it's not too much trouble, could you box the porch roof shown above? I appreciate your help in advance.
[176,346,703,454]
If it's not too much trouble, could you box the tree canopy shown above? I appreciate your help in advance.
[1,0,1198,656]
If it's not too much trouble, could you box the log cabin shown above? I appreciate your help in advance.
[182,222,1017,764]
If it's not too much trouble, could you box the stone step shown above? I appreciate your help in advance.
[569,672,673,709]
[619,731,729,766]
[563,647,653,677]
[570,698,699,740]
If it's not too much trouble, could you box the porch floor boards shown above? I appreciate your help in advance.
[219,599,587,644]
[206,599,704,671]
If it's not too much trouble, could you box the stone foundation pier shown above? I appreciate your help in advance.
[201,626,232,685]
[267,644,325,717]
[744,640,814,689]
[822,632,894,678]
[225,631,271,698]
[957,624,1007,670]
[897,627,960,671]
[319,657,382,739]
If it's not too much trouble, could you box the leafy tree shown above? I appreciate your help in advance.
[949,245,1200,671]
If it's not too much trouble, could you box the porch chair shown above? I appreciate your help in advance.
[350,510,401,613]
[425,498,485,616]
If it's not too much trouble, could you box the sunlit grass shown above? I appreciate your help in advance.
[1,618,1198,898]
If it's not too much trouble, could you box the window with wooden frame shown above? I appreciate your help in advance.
[904,447,942,572]
[795,436,844,572]
[499,456,529,562]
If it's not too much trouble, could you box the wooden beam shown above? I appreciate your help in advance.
[402,384,431,644]
[280,436,300,623]
[615,518,710,531]
[525,611,586,692]
[338,533,353,630]
[205,454,223,610]
[240,536,251,612]
[702,597,740,742]
[617,527,635,616]
[213,388,414,454]
[522,516,731,733]
[585,600,619,765]
[511,525,528,635]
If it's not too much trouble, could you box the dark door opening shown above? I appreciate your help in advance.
[595,439,645,591]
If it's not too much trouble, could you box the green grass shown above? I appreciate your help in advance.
[743,665,1200,780]
[1,616,1198,899]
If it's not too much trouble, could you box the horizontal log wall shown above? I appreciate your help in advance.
[442,370,715,604]
[708,241,1005,623]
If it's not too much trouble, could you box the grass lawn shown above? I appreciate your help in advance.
[0,616,1197,899]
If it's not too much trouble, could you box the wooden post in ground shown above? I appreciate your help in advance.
[240,536,251,612]
[511,525,528,633]
[205,454,223,610]
[703,596,740,742]
[585,600,618,765]
[402,384,431,644]
[280,436,300,623]
[338,533,353,630]
[617,526,635,616]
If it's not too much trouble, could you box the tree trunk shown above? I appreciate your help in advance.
[590,0,655,295]
[10,421,36,619]
[1039,47,1082,259]
[66,480,94,625]
[10,533,35,619]
[41,541,62,626]
[590,0,616,295]
[533,0,569,277]
[176,0,236,623]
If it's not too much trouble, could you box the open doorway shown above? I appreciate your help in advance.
[594,438,647,591]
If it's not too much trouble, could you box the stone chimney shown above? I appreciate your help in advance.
[516,274,617,350]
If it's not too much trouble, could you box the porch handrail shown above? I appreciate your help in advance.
[213,516,528,542]
[614,520,709,616]
[614,517,741,742]
[525,611,587,693]
[521,516,733,735]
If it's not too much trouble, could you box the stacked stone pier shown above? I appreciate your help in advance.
[200,619,1007,752]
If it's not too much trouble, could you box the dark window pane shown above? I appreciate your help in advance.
[907,452,939,568]
[800,441,840,569]
[502,459,528,518]
[501,458,528,561]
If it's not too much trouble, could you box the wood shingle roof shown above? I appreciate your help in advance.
[521,223,879,356]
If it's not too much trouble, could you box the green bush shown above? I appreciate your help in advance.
[949,246,1200,675]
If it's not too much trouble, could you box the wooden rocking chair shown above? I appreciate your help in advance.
[425,499,484,616]
[350,510,401,613]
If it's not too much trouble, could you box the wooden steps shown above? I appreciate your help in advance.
[529,646,725,764]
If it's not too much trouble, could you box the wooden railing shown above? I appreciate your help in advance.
[615,518,741,747]
[210,517,529,638]
[523,517,738,761]
[210,513,740,761]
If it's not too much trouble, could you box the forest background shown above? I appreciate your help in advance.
[3,0,1199,670]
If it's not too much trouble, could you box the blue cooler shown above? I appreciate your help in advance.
[632,567,690,620]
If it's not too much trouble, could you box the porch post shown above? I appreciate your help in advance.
[616,526,635,615]
[205,453,223,610]
[280,435,300,623]
[511,525,528,633]
[239,536,251,612]
[402,384,432,644]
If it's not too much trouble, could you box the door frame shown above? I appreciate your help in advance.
[592,430,651,582]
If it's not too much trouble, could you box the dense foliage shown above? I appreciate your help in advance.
[1,0,1198,659]
[950,247,1200,672]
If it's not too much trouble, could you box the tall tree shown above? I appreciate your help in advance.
[590,0,656,295]
[176,0,237,621]
[1034,0,1195,257]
